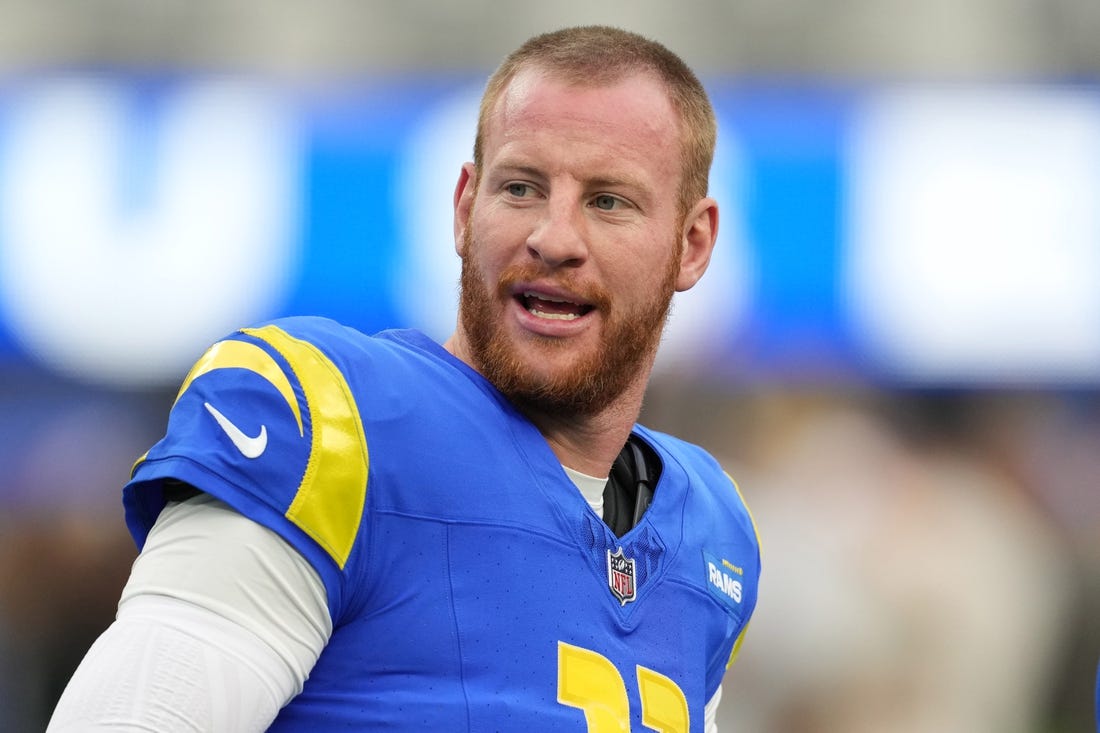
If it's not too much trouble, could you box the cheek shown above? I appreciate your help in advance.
[607,242,668,285]
[610,240,680,305]
[468,209,521,268]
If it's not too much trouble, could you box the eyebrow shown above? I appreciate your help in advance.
[492,161,646,192]
[492,163,545,182]
[587,175,645,192]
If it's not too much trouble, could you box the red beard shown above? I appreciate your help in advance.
[457,226,679,418]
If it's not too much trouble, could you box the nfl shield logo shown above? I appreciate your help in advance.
[606,547,637,605]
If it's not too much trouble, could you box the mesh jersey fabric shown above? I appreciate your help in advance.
[124,317,761,731]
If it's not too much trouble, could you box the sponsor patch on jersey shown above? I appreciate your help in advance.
[607,547,637,606]
[703,551,743,614]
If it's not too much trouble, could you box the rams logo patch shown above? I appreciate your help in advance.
[704,551,743,612]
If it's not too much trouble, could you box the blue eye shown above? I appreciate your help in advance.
[506,182,531,197]
[592,194,619,210]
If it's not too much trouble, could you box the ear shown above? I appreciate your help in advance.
[453,162,477,256]
[675,197,719,292]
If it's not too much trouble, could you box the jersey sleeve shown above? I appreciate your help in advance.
[123,320,370,617]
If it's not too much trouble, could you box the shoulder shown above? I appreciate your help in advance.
[638,426,747,515]
[637,425,762,679]
[125,319,489,618]
[179,318,453,401]
[125,320,437,570]
[248,318,470,390]
[228,316,407,371]
[637,424,761,587]
[172,316,376,397]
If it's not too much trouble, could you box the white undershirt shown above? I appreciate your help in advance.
[48,477,722,732]
[563,464,607,516]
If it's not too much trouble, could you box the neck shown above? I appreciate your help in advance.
[523,388,645,477]
[443,330,650,477]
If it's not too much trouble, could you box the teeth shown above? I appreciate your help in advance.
[530,309,579,320]
[523,291,582,320]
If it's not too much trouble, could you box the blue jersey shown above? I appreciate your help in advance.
[123,317,761,732]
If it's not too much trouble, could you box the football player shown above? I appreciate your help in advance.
[48,25,760,732]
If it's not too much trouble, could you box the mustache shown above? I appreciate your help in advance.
[494,263,613,312]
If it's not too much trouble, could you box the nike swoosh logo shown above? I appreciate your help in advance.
[204,402,268,458]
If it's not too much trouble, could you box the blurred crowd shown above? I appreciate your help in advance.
[1,370,1096,732]
[647,380,1096,733]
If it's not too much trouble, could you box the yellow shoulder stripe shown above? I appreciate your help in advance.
[243,325,368,570]
[726,621,751,670]
[724,471,759,671]
[175,338,303,436]
[726,471,761,551]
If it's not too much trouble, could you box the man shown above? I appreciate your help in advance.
[48,25,760,732]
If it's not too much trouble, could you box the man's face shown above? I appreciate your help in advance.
[453,69,693,417]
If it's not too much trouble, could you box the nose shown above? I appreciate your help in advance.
[525,195,588,269]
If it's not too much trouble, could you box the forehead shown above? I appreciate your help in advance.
[482,68,684,181]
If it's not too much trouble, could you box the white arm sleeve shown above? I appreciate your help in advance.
[49,493,724,731]
[47,494,332,732]
[705,683,721,733]
[47,595,291,732]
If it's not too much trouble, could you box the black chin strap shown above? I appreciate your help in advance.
[602,434,661,537]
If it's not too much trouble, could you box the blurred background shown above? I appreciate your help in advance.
[0,1,1098,731]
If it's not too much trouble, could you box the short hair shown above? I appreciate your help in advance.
[474,26,717,218]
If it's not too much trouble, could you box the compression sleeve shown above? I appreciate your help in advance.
[120,493,331,683]
[46,595,290,732]
[704,683,721,733]
[52,485,724,731]
[47,495,331,731]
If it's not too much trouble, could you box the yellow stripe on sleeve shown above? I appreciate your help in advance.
[724,472,759,671]
[175,338,303,436]
[243,326,368,570]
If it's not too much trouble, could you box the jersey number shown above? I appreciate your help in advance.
[557,641,689,732]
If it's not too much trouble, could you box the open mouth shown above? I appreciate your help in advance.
[518,291,595,321]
